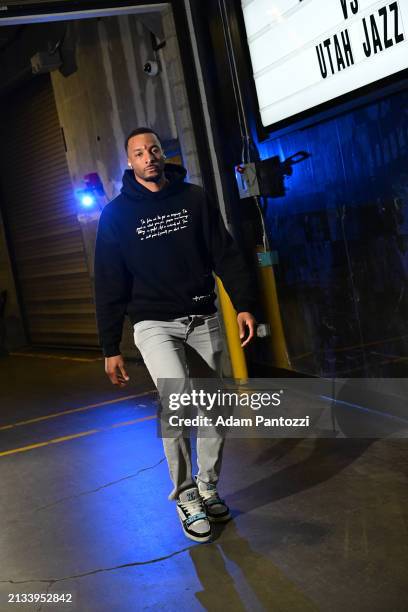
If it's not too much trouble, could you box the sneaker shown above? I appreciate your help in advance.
[197,481,231,522]
[177,487,212,543]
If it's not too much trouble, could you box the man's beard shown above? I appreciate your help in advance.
[142,165,164,183]
[143,172,162,183]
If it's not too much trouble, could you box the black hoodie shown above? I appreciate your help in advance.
[94,164,257,357]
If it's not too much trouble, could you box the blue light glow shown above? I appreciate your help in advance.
[81,194,95,207]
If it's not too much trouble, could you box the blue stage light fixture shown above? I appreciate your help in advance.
[75,189,97,209]
[81,193,96,207]
[75,173,106,211]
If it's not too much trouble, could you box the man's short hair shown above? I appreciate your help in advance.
[125,127,161,152]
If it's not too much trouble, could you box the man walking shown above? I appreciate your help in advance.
[94,127,257,543]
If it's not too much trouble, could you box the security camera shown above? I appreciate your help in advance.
[143,60,159,77]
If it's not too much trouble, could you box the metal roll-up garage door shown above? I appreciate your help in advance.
[0,74,98,348]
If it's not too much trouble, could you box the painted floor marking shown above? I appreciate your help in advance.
[0,391,157,432]
[0,415,157,457]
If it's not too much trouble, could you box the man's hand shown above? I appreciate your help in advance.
[105,354,130,387]
[237,312,257,348]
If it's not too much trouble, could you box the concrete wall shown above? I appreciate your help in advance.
[160,7,202,185]
[51,14,179,200]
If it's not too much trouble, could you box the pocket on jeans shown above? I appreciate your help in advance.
[203,315,222,351]
[203,314,220,330]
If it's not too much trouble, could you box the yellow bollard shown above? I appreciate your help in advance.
[216,276,248,381]
[256,246,291,370]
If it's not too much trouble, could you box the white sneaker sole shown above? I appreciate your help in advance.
[181,527,212,543]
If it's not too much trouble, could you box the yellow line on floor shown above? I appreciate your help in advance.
[0,415,157,457]
[111,416,157,428]
[0,391,156,432]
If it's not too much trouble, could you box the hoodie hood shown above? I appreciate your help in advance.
[120,163,187,201]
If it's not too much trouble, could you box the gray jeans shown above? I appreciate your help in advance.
[133,314,225,500]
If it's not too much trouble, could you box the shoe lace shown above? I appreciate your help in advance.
[180,497,205,517]
[200,487,221,503]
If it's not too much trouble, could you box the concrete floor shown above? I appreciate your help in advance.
[0,351,407,611]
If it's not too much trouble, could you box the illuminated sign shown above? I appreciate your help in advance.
[241,0,408,129]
